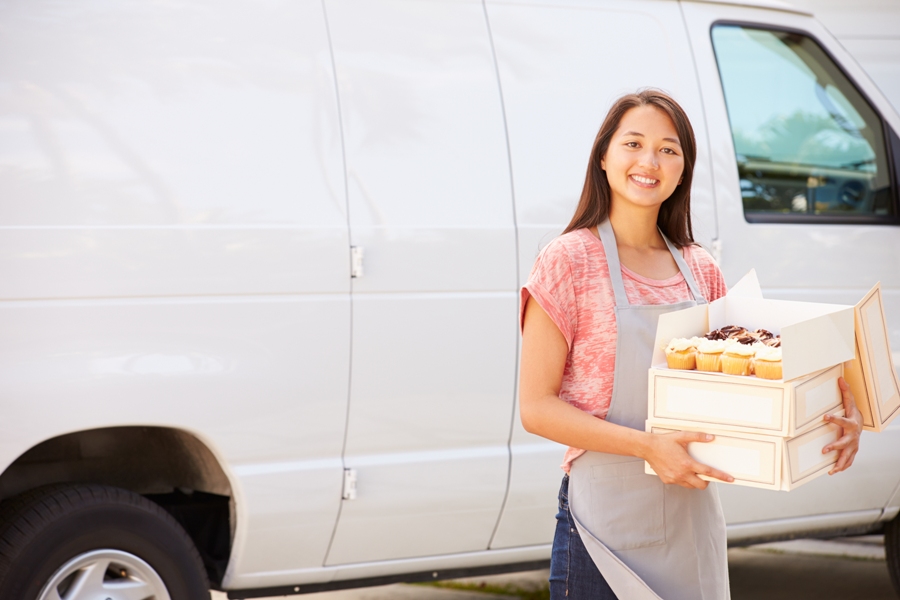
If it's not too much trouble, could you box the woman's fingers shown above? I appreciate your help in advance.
[676,431,714,444]
[824,414,857,431]
[694,462,734,483]
[829,447,858,475]
[821,382,862,475]
[668,432,734,484]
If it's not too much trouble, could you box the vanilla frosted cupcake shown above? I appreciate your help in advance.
[721,343,755,376]
[665,338,697,370]
[753,346,783,380]
[696,339,727,372]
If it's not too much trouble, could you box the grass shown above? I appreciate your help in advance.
[418,580,550,600]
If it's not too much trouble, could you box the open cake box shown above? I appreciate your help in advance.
[647,270,900,434]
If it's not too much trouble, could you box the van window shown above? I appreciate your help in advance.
[711,24,896,222]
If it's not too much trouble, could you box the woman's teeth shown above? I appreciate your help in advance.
[631,175,659,185]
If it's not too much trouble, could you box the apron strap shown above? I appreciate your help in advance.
[597,219,630,307]
[661,233,707,305]
[596,219,708,307]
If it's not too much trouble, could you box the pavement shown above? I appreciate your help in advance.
[213,535,896,599]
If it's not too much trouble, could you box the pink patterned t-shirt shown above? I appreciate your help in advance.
[520,227,727,473]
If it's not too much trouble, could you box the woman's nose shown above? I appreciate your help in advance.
[638,150,659,170]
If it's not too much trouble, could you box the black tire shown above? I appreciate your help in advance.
[0,484,210,600]
[886,513,900,597]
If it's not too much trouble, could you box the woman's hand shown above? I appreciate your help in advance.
[643,431,734,490]
[823,376,863,475]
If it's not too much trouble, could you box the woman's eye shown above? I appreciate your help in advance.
[662,148,677,155]
[626,141,639,148]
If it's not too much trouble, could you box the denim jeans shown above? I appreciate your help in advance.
[549,474,619,600]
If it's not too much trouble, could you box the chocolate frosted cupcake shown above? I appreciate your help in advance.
[733,332,758,345]
[720,325,747,338]
[754,329,775,342]
[704,329,728,341]
[764,336,781,348]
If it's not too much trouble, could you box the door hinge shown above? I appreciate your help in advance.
[350,246,364,278]
[710,239,722,264]
[342,468,357,500]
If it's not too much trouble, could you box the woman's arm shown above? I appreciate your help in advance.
[520,296,734,489]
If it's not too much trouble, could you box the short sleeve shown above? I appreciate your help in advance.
[520,239,578,349]
[685,244,728,302]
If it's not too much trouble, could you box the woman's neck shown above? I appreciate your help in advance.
[608,203,664,250]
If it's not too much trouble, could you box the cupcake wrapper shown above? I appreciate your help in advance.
[721,354,752,376]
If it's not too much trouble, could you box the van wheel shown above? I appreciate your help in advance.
[886,513,900,596]
[0,484,209,599]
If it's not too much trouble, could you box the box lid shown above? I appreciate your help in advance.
[846,283,900,429]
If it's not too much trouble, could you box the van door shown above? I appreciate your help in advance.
[484,0,718,548]
[682,1,900,532]
[323,0,518,564]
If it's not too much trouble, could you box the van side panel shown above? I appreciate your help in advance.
[323,0,518,565]
[0,0,351,584]
[485,0,718,549]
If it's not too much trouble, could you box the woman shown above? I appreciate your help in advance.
[519,90,863,600]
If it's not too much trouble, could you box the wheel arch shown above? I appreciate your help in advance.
[0,426,236,587]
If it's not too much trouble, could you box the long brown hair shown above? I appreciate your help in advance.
[563,89,697,246]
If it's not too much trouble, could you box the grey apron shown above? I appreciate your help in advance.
[568,219,730,600]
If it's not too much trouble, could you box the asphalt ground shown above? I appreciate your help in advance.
[213,536,897,600]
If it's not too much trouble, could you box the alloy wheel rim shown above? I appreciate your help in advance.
[37,548,171,600]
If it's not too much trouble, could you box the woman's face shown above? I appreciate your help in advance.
[601,105,685,213]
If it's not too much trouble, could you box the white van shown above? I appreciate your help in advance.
[1,0,898,598]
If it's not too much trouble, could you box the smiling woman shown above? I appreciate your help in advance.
[519,90,730,600]
[518,90,862,600]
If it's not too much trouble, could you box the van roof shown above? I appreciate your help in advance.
[685,0,811,16]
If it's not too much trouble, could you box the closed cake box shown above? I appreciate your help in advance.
[644,412,843,492]
[648,363,842,437]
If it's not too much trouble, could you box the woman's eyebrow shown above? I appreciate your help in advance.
[621,130,682,146]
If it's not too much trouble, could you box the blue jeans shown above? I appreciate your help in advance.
[550,475,619,600]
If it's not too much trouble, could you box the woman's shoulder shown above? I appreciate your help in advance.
[683,243,727,300]
[683,243,717,267]
[538,228,602,266]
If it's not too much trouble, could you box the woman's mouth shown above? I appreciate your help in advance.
[630,174,659,188]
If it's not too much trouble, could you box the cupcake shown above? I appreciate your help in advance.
[721,343,755,376]
[754,346,783,380]
[704,328,728,341]
[696,339,727,372]
[754,329,776,342]
[665,338,696,370]
[720,325,747,339]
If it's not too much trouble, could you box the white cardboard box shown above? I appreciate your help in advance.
[650,271,900,433]
[843,284,900,432]
[651,270,856,383]
[648,364,842,437]
[644,413,843,491]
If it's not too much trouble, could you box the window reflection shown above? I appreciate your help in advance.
[712,25,894,218]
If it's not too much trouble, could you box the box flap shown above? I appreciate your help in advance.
[851,283,900,429]
[727,269,763,299]
[652,304,708,366]
[781,308,855,381]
